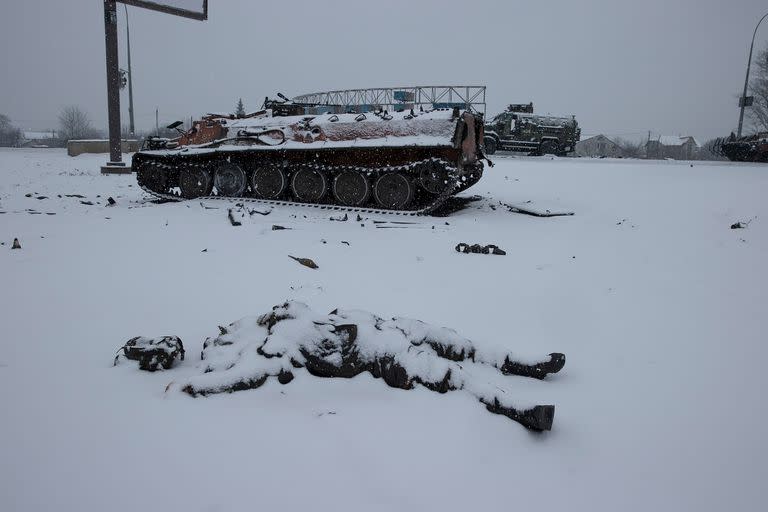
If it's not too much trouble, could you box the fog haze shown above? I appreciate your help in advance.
[1,0,766,142]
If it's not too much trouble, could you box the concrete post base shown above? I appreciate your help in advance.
[101,162,133,175]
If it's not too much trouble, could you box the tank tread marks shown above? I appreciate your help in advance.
[483,103,580,156]
[133,107,487,215]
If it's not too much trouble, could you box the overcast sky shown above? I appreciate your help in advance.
[1,0,767,142]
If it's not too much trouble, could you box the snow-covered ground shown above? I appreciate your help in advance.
[1,148,766,511]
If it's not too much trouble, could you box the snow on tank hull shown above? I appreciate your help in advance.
[715,133,768,163]
[134,108,487,215]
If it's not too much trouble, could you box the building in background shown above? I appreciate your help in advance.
[575,134,623,158]
[646,135,699,160]
[22,131,58,148]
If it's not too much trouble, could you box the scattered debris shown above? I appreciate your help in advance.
[36,196,48,200]
[455,243,506,255]
[227,208,242,227]
[501,201,574,217]
[12,238,21,249]
[200,202,218,210]
[316,411,337,417]
[341,240,350,246]
[330,213,348,221]
[113,336,185,371]
[356,214,363,222]
[201,248,208,252]
[106,197,116,206]
[731,218,755,229]
[65,194,86,198]
[288,255,318,269]
[80,201,94,206]
[45,212,56,215]
[25,193,32,197]
[432,195,484,217]
[248,207,271,216]
[272,225,291,231]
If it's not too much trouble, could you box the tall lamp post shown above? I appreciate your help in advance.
[124,4,135,137]
[737,11,768,138]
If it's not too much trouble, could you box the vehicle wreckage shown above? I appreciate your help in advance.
[714,132,768,162]
[134,92,490,215]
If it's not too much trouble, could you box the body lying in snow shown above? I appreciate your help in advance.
[180,301,565,432]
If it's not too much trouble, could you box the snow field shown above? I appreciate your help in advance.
[1,148,767,511]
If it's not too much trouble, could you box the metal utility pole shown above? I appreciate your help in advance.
[102,0,129,173]
[124,4,135,137]
[737,12,768,138]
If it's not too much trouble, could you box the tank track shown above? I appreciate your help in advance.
[135,155,482,217]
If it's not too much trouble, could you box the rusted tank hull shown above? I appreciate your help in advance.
[135,107,487,215]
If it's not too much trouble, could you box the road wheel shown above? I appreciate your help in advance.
[417,160,450,195]
[137,160,168,194]
[539,140,560,156]
[179,166,213,199]
[373,173,414,209]
[213,162,247,197]
[333,170,371,206]
[484,137,497,155]
[250,164,287,199]
[291,166,328,203]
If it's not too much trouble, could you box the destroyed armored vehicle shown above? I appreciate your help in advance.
[135,96,487,214]
[483,103,580,156]
[715,132,768,162]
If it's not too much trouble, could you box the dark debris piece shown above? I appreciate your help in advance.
[330,213,348,221]
[80,201,94,206]
[272,225,291,231]
[731,222,747,229]
[455,243,506,255]
[12,238,21,250]
[113,336,185,372]
[107,197,116,206]
[288,255,318,269]
[228,208,242,226]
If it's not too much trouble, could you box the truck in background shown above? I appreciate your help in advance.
[483,103,580,156]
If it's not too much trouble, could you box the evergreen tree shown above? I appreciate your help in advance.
[235,98,246,117]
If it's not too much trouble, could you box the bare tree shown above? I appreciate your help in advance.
[747,43,768,133]
[0,113,22,147]
[614,137,645,158]
[58,106,95,141]
[698,138,727,161]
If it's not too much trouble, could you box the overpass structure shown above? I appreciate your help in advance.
[293,86,486,114]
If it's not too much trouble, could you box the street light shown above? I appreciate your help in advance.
[124,3,135,137]
[737,11,768,138]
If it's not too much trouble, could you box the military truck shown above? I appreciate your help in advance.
[483,104,580,156]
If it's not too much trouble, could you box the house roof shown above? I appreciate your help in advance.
[653,135,700,147]
[577,134,619,146]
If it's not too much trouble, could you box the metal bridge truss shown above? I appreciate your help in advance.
[293,86,486,114]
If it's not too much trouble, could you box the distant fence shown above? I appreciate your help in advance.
[67,139,140,157]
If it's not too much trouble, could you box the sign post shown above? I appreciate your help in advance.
[102,1,128,174]
[101,0,208,174]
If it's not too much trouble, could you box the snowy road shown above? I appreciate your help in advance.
[1,148,766,511]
